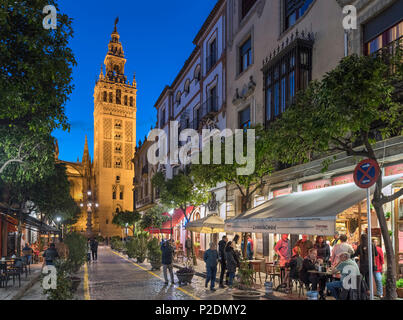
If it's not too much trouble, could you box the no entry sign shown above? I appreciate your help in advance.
[353,159,380,189]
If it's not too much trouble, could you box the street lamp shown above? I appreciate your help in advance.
[168,209,174,241]
[80,189,98,238]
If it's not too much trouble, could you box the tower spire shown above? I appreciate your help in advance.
[114,17,119,33]
[82,135,90,164]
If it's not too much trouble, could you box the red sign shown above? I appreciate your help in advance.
[332,174,354,186]
[302,179,331,191]
[385,163,403,176]
[353,159,380,189]
[273,188,292,198]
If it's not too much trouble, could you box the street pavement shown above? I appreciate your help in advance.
[84,246,235,300]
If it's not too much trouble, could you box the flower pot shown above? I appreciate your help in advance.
[397,288,403,299]
[176,272,195,285]
[150,261,162,271]
[231,290,264,300]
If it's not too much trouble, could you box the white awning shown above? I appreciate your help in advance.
[225,174,403,236]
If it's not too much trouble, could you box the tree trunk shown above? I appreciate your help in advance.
[241,196,248,259]
[16,212,22,257]
[373,202,397,300]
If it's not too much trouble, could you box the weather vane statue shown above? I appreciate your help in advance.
[114,16,119,32]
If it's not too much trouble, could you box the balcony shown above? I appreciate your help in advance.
[136,196,151,208]
[371,36,402,72]
[191,96,220,130]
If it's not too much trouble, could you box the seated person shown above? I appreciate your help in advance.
[284,246,303,290]
[326,252,360,300]
[299,248,327,300]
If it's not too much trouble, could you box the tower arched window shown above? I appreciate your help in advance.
[194,65,201,82]
[124,95,128,106]
[176,91,182,106]
[116,89,121,104]
[130,97,133,107]
[184,79,190,94]
[103,91,107,102]
[109,92,113,103]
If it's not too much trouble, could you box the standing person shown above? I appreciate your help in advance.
[90,238,99,262]
[353,234,377,289]
[331,234,355,267]
[43,243,59,266]
[285,246,303,291]
[314,236,331,264]
[161,240,175,285]
[331,231,341,247]
[295,235,313,259]
[241,234,253,260]
[22,243,33,266]
[218,235,228,288]
[204,242,219,291]
[225,241,238,290]
[185,235,192,258]
[275,234,291,267]
[87,239,92,262]
[373,238,384,298]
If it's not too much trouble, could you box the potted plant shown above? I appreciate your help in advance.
[194,242,200,258]
[147,238,162,270]
[231,258,264,300]
[176,260,195,285]
[397,278,403,298]
[126,231,149,263]
[384,211,391,222]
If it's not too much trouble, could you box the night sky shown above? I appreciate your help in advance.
[54,0,217,162]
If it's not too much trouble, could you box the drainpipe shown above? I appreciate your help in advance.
[344,31,348,57]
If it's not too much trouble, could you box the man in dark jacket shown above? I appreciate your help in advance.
[90,238,99,261]
[161,240,175,285]
[43,243,59,266]
[204,242,219,291]
[300,248,327,300]
[218,235,228,288]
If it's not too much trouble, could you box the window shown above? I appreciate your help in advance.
[115,133,121,140]
[103,91,107,102]
[120,192,124,200]
[112,191,116,200]
[194,65,201,82]
[160,108,166,127]
[193,107,201,130]
[239,107,251,129]
[208,86,218,113]
[176,91,182,106]
[207,38,217,71]
[284,0,314,31]
[109,92,113,103]
[365,21,403,55]
[124,95,128,106]
[115,120,122,129]
[115,158,122,168]
[184,79,190,94]
[115,143,122,153]
[130,96,134,107]
[240,37,252,73]
[264,43,312,123]
[116,176,120,182]
[116,89,121,104]
[241,0,257,19]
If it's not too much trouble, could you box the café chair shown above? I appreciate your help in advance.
[250,261,262,284]
[265,263,281,287]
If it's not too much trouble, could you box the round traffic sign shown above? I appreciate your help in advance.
[353,159,380,189]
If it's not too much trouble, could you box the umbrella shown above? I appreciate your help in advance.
[185,214,225,234]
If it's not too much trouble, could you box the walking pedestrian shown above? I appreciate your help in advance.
[90,238,99,261]
[161,239,175,285]
[218,235,228,288]
[22,243,33,266]
[204,242,219,291]
[224,241,238,290]
[185,235,192,258]
[87,239,92,262]
[43,243,59,266]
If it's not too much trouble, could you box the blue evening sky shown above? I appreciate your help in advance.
[54,0,217,162]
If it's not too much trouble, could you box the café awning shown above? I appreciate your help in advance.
[225,174,403,236]
[186,214,225,234]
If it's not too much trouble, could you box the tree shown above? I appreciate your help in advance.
[0,0,76,133]
[191,126,274,258]
[139,205,170,231]
[152,167,210,265]
[112,211,141,236]
[266,53,403,299]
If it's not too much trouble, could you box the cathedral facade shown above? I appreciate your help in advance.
[60,23,137,239]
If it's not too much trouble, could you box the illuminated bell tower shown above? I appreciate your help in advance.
[93,18,137,238]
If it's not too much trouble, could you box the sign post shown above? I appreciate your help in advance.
[353,159,380,301]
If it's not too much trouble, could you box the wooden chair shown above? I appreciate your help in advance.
[176,250,184,263]
[265,263,281,286]
[250,261,262,284]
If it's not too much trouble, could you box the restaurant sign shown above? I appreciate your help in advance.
[385,163,403,176]
[225,219,335,236]
[273,187,292,198]
[302,179,331,191]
